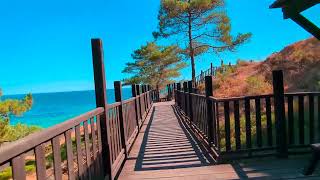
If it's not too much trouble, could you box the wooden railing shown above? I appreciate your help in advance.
[0,108,105,180]
[0,39,154,180]
[175,71,320,161]
[194,63,234,86]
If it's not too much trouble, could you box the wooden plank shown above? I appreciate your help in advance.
[298,95,305,145]
[75,125,84,179]
[309,95,315,144]
[12,155,26,180]
[215,102,221,150]
[116,107,124,154]
[84,120,92,179]
[96,116,102,153]
[35,144,46,180]
[245,98,252,150]
[65,129,75,180]
[287,95,294,145]
[96,115,103,177]
[255,98,262,147]
[224,101,231,152]
[90,118,98,177]
[109,109,116,163]
[234,100,241,150]
[114,108,121,160]
[318,96,320,142]
[266,97,273,146]
[132,85,140,129]
[52,136,62,180]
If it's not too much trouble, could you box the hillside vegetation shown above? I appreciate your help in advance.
[212,37,320,97]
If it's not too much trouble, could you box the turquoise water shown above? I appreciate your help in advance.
[3,89,132,128]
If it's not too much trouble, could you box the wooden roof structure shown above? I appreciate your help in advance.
[270,0,320,40]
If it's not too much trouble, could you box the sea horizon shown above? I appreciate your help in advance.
[3,88,133,128]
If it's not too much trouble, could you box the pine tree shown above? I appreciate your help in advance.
[0,91,33,144]
[122,42,186,91]
[154,0,252,83]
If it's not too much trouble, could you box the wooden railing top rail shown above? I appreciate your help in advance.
[177,90,320,103]
[122,97,136,104]
[108,102,121,108]
[285,92,320,95]
[213,94,274,102]
[0,107,104,164]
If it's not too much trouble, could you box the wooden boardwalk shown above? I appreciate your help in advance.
[118,101,320,180]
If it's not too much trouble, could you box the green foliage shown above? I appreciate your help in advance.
[245,75,272,95]
[0,93,33,120]
[0,123,41,143]
[0,162,36,180]
[123,42,186,89]
[0,91,39,144]
[155,0,252,81]
[219,113,275,151]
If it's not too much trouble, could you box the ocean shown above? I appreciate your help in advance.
[3,89,133,128]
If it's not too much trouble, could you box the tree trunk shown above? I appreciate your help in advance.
[187,10,196,84]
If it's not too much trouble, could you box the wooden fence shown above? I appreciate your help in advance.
[194,62,234,86]
[0,39,154,180]
[175,71,320,161]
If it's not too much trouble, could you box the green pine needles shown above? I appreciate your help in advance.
[154,0,252,82]
[123,42,187,90]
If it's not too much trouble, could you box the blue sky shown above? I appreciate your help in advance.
[0,0,319,95]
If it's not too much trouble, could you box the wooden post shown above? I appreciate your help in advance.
[177,83,181,107]
[205,76,214,146]
[136,84,142,125]
[132,84,140,129]
[142,85,146,112]
[210,63,213,75]
[183,82,188,114]
[91,39,112,179]
[114,81,128,158]
[188,81,194,125]
[272,70,288,158]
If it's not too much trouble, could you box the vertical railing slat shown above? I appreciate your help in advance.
[234,100,241,150]
[12,155,26,180]
[65,129,75,180]
[90,117,98,177]
[318,96,320,142]
[109,109,116,162]
[52,136,62,180]
[96,115,103,177]
[298,95,305,145]
[255,98,262,147]
[287,95,294,145]
[245,98,252,150]
[309,95,315,144]
[35,144,47,180]
[266,97,273,146]
[84,120,92,179]
[75,125,84,179]
[224,101,231,152]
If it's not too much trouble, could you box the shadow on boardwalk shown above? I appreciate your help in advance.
[134,103,215,171]
[118,101,320,179]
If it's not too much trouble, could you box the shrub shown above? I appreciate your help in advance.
[245,75,272,95]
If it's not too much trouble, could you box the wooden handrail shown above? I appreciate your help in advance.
[0,107,104,164]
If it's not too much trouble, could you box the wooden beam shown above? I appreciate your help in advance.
[290,13,320,40]
[270,0,319,14]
